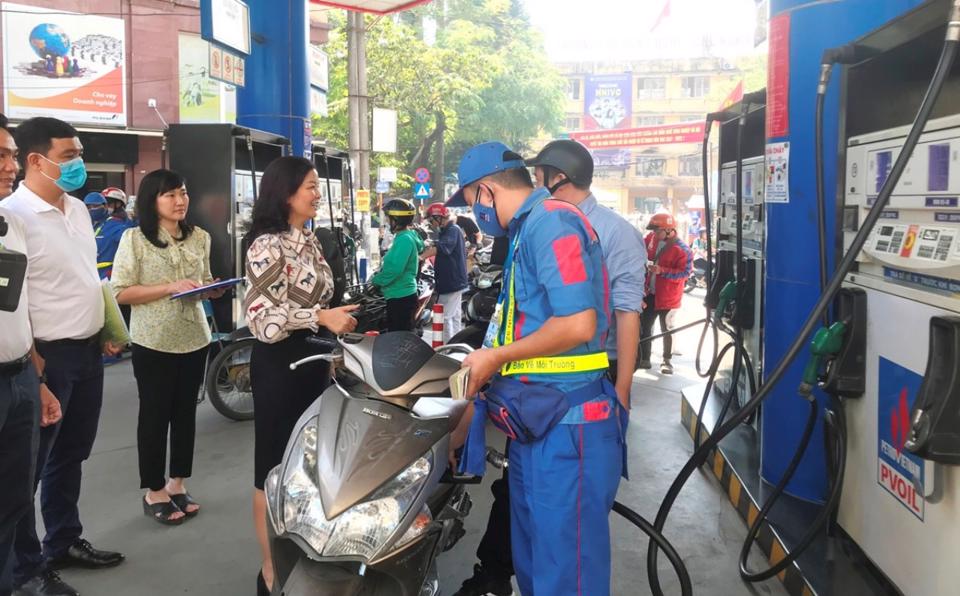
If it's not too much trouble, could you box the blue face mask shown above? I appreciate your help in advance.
[39,155,88,192]
[472,186,507,238]
[88,207,108,226]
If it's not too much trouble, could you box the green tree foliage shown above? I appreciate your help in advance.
[313,0,565,193]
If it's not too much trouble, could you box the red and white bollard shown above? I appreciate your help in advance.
[432,303,444,348]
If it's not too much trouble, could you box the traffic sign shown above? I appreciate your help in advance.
[413,183,432,200]
[356,189,371,212]
[415,168,431,183]
[375,181,390,194]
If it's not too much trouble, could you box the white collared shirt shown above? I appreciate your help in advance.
[4,184,104,341]
[0,207,33,361]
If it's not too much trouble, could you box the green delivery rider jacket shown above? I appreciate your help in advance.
[371,228,424,299]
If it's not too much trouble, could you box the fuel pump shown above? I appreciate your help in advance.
[645,2,960,594]
[689,94,766,449]
[832,4,960,591]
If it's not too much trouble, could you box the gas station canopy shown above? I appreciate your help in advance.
[309,0,433,14]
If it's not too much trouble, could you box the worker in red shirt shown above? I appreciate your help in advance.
[638,213,692,375]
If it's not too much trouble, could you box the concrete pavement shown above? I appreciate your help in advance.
[33,290,787,595]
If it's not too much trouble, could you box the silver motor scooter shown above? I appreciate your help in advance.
[264,331,476,595]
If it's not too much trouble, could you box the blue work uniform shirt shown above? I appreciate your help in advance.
[504,187,611,391]
[579,194,645,361]
[96,216,136,279]
[434,221,469,294]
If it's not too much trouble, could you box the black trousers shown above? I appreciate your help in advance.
[639,294,674,363]
[475,361,622,580]
[385,293,418,333]
[0,366,39,595]
[131,344,208,491]
[14,339,103,585]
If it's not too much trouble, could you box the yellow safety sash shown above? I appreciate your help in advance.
[494,237,608,376]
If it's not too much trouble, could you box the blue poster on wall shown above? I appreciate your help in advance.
[877,357,925,520]
[584,73,632,131]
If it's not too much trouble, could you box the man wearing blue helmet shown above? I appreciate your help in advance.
[83,192,108,230]
[451,142,622,596]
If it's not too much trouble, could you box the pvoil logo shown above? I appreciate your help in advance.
[877,358,924,520]
[890,388,911,455]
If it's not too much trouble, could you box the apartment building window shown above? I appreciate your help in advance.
[637,115,665,127]
[679,155,702,177]
[681,76,710,98]
[637,156,666,177]
[637,77,666,100]
[568,78,581,100]
[564,117,581,131]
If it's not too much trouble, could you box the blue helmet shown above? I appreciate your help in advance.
[446,141,525,207]
[83,192,107,206]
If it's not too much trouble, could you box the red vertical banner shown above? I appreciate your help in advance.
[766,12,791,139]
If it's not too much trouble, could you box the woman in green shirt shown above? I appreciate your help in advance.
[371,198,424,332]
[112,169,224,525]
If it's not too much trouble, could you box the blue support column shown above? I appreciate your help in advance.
[237,0,311,158]
[762,0,925,502]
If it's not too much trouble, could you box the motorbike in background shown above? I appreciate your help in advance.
[449,264,502,349]
[685,257,709,294]
[265,332,476,595]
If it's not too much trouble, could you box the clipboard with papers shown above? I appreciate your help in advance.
[170,277,244,300]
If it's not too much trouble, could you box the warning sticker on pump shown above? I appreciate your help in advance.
[873,224,907,255]
[877,358,925,521]
[912,227,956,262]
[883,267,960,295]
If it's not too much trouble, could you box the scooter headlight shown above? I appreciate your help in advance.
[266,416,433,561]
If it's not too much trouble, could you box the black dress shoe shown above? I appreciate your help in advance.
[47,538,124,570]
[13,569,80,596]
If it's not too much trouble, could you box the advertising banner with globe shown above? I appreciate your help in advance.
[583,73,632,131]
[1,2,127,126]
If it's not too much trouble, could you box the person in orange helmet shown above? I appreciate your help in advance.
[639,213,692,374]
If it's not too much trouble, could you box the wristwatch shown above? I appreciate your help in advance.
[38,370,47,385]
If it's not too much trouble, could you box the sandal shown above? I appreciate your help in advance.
[169,493,200,517]
[142,496,184,525]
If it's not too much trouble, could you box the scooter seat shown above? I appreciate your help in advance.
[364,332,458,397]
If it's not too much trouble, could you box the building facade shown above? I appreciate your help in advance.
[0,0,329,197]
[558,57,744,221]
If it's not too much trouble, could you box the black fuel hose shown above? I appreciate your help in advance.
[482,449,693,596]
[814,85,831,326]
[646,10,959,594]
[694,99,753,451]
[735,49,856,584]
[612,502,692,596]
[738,394,847,581]
[694,117,721,379]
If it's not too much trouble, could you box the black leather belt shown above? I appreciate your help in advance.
[35,334,99,349]
[0,353,31,378]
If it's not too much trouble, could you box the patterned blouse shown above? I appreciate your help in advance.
[111,226,213,354]
[244,227,334,343]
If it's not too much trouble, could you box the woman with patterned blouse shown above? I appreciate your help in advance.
[112,169,225,525]
[243,156,358,595]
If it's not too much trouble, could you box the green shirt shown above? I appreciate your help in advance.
[371,229,424,299]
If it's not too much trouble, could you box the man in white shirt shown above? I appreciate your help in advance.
[5,117,123,596]
[0,113,63,596]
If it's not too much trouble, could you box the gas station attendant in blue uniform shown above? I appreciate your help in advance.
[449,142,623,596]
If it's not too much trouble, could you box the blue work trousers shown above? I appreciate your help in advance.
[509,415,622,596]
[14,340,103,586]
[0,365,39,595]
